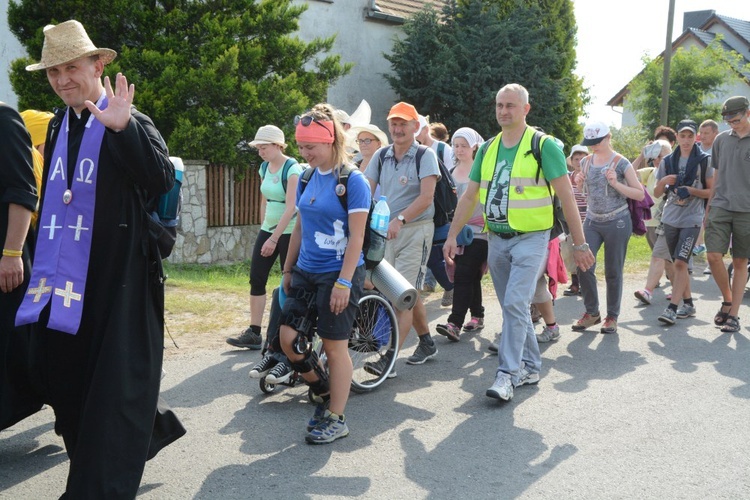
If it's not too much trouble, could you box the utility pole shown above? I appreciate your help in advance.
[660,0,676,125]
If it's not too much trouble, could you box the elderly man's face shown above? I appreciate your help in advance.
[388,118,418,147]
[46,56,104,113]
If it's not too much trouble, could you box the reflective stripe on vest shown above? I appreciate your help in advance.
[479,127,553,232]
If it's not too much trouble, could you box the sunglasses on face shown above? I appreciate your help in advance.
[294,114,333,136]
[355,138,378,145]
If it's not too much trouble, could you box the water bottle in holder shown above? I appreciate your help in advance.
[366,196,389,268]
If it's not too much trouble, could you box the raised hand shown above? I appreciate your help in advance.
[85,72,134,132]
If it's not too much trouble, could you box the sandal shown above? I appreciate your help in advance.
[714,302,732,326]
[720,315,741,333]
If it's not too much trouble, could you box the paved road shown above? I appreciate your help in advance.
[2,264,750,499]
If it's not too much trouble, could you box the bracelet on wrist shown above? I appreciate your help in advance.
[269,238,278,244]
[335,278,352,289]
[2,248,22,257]
[333,282,350,290]
[282,269,292,275]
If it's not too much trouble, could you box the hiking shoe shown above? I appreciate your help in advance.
[406,339,438,365]
[462,317,485,332]
[703,268,712,275]
[306,411,349,444]
[306,401,330,432]
[571,313,601,331]
[692,244,706,256]
[536,324,560,343]
[421,283,435,293]
[488,342,498,353]
[363,355,397,379]
[486,372,513,401]
[441,289,454,307]
[226,327,263,350]
[516,366,540,387]
[436,322,461,342]
[634,289,652,305]
[265,362,292,384]
[563,285,580,296]
[249,354,277,379]
[658,308,677,325]
[600,316,618,334]
[676,304,696,319]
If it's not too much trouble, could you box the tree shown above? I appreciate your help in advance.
[626,39,747,132]
[610,125,648,162]
[8,0,351,170]
[385,0,587,150]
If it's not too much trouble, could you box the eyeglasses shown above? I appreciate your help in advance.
[724,110,747,126]
[355,138,378,145]
[294,115,333,137]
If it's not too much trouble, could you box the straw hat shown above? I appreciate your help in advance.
[26,20,117,71]
[249,125,286,148]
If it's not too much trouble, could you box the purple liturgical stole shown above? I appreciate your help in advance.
[16,97,108,335]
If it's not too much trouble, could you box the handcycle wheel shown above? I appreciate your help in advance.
[259,376,276,394]
[349,291,399,393]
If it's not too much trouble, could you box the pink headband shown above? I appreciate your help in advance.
[295,119,335,144]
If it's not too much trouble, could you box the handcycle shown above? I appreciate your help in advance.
[258,287,399,397]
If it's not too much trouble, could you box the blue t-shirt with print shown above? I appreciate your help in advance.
[296,167,371,273]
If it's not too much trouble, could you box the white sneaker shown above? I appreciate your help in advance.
[486,372,513,401]
[516,366,540,387]
[536,324,560,343]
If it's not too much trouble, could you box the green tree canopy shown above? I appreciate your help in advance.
[8,0,351,170]
[385,0,587,152]
[627,38,747,132]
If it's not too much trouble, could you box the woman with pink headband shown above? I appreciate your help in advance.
[278,103,371,444]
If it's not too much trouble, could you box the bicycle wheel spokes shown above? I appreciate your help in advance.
[350,292,399,392]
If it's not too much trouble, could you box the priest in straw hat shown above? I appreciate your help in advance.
[16,20,185,499]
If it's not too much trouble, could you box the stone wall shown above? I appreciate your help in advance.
[167,160,259,264]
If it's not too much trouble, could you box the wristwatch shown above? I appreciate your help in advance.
[397,215,406,225]
[573,242,590,252]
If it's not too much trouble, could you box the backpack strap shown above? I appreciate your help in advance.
[415,144,428,176]
[259,161,269,181]
[376,146,390,183]
[299,165,353,214]
[280,158,298,193]
[437,141,446,164]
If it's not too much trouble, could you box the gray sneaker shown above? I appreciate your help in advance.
[363,355,397,379]
[406,339,438,365]
[676,304,696,319]
[306,411,349,444]
[516,366,540,387]
[265,362,292,384]
[226,327,263,349]
[658,307,677,325]
[486,372,513,401]
[441,289,454,307]
[536,324,560,343]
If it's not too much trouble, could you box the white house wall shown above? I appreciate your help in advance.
[0,0,26,108]
[293,0,400,129]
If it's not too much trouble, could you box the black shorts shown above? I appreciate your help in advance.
[281,265,365,340]
[662,224,700,263]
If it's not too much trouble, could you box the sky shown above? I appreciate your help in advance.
[573,0,750,128]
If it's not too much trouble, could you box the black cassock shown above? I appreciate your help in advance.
[30,106,185,499]
[0,104,44,430]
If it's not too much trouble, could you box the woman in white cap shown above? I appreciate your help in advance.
[436,127,487,342]
[572,121,644,334]
[226,125,302,354]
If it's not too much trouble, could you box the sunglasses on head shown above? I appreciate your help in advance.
[294,114,333,136]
